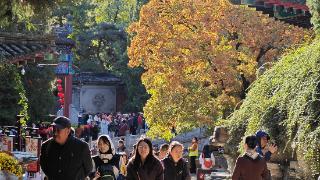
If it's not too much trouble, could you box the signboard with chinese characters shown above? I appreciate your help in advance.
[55,62,69,75]
[44,53,54,61]
[0,136,13,152]
[59,53,72,62]
[25,137,39,156]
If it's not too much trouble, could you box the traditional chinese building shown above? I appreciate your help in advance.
[72,72,126,114]
[0,32,55,65]
[231,0,311,28]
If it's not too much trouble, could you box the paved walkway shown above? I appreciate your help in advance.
[191,174,197,180]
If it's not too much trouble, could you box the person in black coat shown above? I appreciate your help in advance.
[126,137,164,180]
[162,141,191,180]
[40,116,93,180]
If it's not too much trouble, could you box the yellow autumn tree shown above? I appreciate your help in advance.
[128,0,311,139]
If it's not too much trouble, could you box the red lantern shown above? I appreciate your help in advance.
[57,84,63,92]
[56,79,62,84]
[58,92,64,98]
[58,99,64,104]
[58,86,63,92]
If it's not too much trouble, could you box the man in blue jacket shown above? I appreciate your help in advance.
[255,130,278,161]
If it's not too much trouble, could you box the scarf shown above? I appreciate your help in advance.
[245,149,259,160]
[99,152,113,163]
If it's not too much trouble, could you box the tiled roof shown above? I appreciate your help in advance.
[235,0,311,28]
[73,72,123,85]
[0,32,55,64]
[263,0,308,11]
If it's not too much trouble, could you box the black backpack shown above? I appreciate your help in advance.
[93,156,116,180]
[98,164,115,180]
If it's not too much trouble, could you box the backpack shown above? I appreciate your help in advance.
[98,164,115,180]
[202,153,213,168]
[100,175,115,180]
[93,156,117,180]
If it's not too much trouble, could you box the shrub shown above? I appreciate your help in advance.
[226,39,320,177]
[0,152,23,177]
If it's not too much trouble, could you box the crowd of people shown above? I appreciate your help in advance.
[36,112,146,143]
[39,116,279,180]
[78,112,146,139]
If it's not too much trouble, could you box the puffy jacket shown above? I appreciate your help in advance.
[162,155,190,180]
[40,136,93,180]
[232,153,270,180]
[255,130,272,161]
[126,156,164,180]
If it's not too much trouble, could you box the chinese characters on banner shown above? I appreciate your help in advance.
[25,137,39,156]
[0,136,13,152]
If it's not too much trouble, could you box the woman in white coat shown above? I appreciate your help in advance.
[100,118,109,135]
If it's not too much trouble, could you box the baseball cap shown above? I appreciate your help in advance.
[255,130,270,140]
[51,116,71,129]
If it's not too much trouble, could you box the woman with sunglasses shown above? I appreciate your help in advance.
[126,137,164,180]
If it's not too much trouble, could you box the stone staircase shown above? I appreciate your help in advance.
[105,127,210,154]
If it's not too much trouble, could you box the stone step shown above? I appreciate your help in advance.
[93,127,211,155]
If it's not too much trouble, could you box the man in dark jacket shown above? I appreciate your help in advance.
[232,135,270,180]
[40,116,93,180]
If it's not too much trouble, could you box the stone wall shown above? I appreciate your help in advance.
[73,85,117,113]
[72,87,81,112]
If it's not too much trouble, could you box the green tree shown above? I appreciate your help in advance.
[22,65,56,123]
[307,0,320,35]
[0,0,149,124]
[53,0,149,112]
[0,0,73,30]
[226,39,320,177]
[0,63,29,125]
